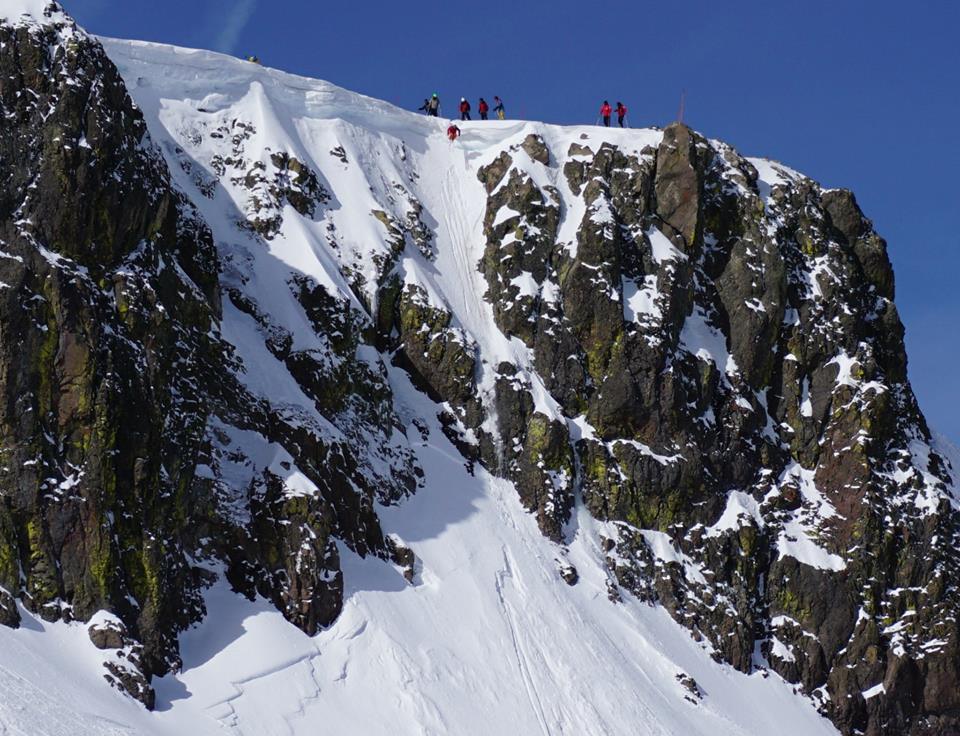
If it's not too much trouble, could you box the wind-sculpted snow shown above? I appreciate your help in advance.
[0,4,956,733]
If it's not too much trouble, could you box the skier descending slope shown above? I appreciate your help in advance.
[447,122,461,141]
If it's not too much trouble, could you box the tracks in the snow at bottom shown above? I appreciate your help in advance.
[494,546,553,736]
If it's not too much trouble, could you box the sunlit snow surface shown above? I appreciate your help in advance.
[0,31,843,736]
[0,378,838,736]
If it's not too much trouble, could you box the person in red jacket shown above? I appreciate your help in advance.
[478,97,489,120]
[616,101,627,127]
[459,97,471,121]
[600,100,612,127]
[447,123,461,141]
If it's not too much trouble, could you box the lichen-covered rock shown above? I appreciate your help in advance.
[394,284,481,429]
[0,5,219,677]
[234,482,344,634]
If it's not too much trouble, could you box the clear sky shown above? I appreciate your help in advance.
[65,0,960,443]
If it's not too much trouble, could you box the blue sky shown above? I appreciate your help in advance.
[66,0,960,443]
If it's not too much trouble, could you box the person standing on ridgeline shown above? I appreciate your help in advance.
[428,93,440,117]
[600,100,612,127]
[418,98,431,115]
[493,96,505,119]
[447,122,461,141]
[478,97,489,120]
[459,97,471,121]
[616,101,627,127]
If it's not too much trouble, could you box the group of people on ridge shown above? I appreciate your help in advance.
[429,93,630,142]
[456,96,506,121]
[419,94,506,122]
[418,94,506,140]
[599,100,628,127]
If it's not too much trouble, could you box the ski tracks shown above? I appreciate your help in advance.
[435,161,487,342]
[494,547,552,736]
[488,483,676,736]
[0,663,132,736]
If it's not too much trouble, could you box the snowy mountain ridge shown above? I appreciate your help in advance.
[0,4,958,735]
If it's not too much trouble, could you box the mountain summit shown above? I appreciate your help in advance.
[0,3,957,735]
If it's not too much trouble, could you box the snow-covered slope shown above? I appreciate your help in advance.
[0,34,842,735]
[0,430,839,736]
[0,400,837,736]
[0,0,60,21]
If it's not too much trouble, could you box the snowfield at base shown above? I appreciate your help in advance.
[0,376,839,736]
[0,30,849,735]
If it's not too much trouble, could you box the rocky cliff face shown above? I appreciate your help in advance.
[0,3,420,707]
[2,4,959,735]
[0,3,220,704]
[466,127,960,736]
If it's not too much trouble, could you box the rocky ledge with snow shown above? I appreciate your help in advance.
[0,3,958,735]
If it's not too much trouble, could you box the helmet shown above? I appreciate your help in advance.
[432,93,438,98]
[461,97,466,101]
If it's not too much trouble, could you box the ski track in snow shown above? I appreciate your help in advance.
[0,663,132,736]
[0,31,845,736]
[492,548,551,736]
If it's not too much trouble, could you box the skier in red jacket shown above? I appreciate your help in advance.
[600,100,612,127]
[616,101,627,127]
[478,98,489,120]
[459,98,471,121]
[447,123,461,141]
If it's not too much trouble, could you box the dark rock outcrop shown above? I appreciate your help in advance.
[0,2,420,701]
[466,122,960,735]
[0,4,218,678]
